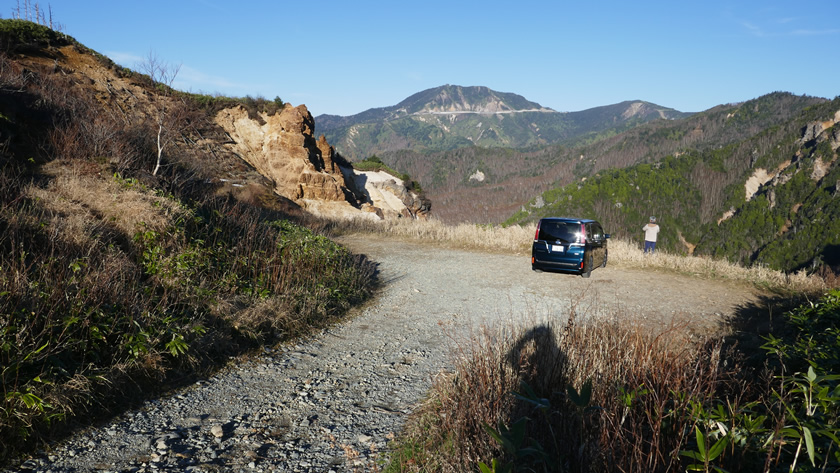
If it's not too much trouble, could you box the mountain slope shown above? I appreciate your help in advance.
[505,95,840,272]
[379,92,826,224]
[315,85,690,160]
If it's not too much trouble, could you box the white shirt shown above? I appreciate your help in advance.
[643,223,660,242]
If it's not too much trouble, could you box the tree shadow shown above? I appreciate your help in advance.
[720,292,813,375]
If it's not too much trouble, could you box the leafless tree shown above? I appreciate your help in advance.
[139,51,184,176]
[11,1,65,32]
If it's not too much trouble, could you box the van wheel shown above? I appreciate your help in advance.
[602,250,608,268]
[581,256,592,278]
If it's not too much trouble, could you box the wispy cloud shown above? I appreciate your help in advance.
[104,51,145,68]
[741,21,765,37]
[174,65,256,95]
[738,11,839,38]
[790,28,840,36]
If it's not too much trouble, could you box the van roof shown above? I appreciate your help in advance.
[539,217,598,224]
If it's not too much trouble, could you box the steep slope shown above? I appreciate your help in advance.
[315,85,689,160]
[0,19,379,462]
[0,22,426,222]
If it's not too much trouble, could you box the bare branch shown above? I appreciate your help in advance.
[139,51,184,176]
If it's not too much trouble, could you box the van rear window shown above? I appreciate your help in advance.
[538,221,579,243]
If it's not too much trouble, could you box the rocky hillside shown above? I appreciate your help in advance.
[213,104,428,220]
[315,85,690,160]
[0,22,426,222]
[0,19,383,462]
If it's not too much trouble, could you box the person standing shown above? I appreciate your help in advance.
[643,216,660,254]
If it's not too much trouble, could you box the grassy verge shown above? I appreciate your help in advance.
[0,28,377,464]
[0,167,376,462]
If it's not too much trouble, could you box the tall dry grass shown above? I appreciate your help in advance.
[326,217,827,295]
[325,216,535,253]
[607,238,824,295]
[390,311,742,473]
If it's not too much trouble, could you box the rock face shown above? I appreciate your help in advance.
[346,170,431,219]
[215,104,350,202]
[215,104,428,220]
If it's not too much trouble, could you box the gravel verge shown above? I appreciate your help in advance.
[8,235,763,472]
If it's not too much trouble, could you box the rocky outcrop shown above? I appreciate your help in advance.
[344,170,430,219]
[214,104,429,220]
[215,104,351,203]
[799,109,840,149]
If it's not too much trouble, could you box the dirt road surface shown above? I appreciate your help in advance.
[13,235,765,472]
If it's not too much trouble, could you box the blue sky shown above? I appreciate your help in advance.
[8,1,839,117]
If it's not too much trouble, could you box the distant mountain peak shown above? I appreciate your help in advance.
[314,86,691,160]
[396,85,554,116]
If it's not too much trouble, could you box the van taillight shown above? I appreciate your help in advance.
[534,221,541,241]
[580,223,587,244]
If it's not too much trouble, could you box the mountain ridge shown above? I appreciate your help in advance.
[315,85,691,160]
[378,92,828,226]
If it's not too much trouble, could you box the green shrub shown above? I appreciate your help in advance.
[0,19,72,51]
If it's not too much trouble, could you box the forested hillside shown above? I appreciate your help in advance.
[379,93,826,223]
[506,96,840,273]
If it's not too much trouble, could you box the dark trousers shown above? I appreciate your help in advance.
[644,241,656,254]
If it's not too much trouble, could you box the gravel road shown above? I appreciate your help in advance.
[9,235,763,473]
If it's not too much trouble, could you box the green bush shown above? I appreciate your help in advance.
[0,19,72,51]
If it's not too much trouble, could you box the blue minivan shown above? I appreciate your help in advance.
[531,217,610,278]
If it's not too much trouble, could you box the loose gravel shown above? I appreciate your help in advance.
[9,235,762,472]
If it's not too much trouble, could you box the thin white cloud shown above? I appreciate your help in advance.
[176,65,244,91]
[104,51,145,68]
[739,19,839,38]
[790,28,840,36]
[741,21,764,37]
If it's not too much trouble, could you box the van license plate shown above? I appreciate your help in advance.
[551,245,564,252]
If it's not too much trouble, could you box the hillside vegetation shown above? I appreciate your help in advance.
[506,96,840,273]
[0,20,375,461]
[377,93,826,224]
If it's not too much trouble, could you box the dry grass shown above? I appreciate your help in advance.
[29,162,186,239]
[325,216,535,253]
[390,310,737,473]
[0,168,377,462]
[606,238,825,294]
[326,217,827,295]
